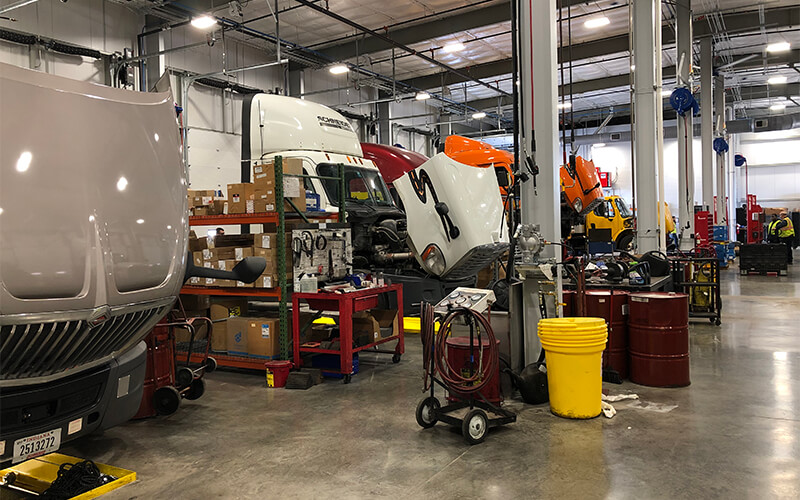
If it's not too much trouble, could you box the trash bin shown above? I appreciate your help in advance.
[538,317,608,419]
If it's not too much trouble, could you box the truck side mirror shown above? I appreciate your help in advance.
[183,254,267,284]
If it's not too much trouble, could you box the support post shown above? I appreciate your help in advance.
[676,0,695,250]
[700,37,714,213]
[517,0,562,364]
[715,75,727,228]
[632,0,660,253]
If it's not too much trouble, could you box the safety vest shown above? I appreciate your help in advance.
[768,220,780,235]
[778,217,795,238]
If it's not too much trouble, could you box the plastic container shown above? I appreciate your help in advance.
[265,360,292,388]
[538,317,608,419]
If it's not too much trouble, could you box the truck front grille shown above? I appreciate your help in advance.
[0,305,169,381]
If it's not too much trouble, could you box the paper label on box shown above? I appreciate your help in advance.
[260,235,271,248]
[233,194,240,203]
[218,261,226,270]
[202,249,212,259]
[261,323,270,339]
[254,165,265,174]
[235,248,244,260]
[255,173,268,181]
[190,277,201,284]
[246,200,255,213]
[284,177,301,198]
[201,196,213,205]
[206,277,215,285]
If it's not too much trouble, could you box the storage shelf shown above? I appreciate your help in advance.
[179,351,269,371]
[299,335,401,355]
[181,285,281,297]
[189,212,337,226]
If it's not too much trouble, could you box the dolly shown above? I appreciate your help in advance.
[415,294,516,445]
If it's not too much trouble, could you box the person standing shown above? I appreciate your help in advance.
[775,212,795,264]
[766,214,780,243]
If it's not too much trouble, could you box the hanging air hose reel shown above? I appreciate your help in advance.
[669,87,700,117]
[713,137,729,155]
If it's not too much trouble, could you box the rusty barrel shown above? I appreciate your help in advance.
[585,290,629,379]
[562,290,576,317]
[628,292,690,387]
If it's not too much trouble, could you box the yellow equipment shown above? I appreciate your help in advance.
[584,195,635,250]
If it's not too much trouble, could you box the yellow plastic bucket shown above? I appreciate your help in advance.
[538,317,608,419]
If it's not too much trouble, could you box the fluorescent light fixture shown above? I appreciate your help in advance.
[117,177,128,192]
[472,112,487,119]
[16,151,32,172]
[770,103,786,111]
[768,75,787,85]
[766,42,790,53]
[630,64,636,71]
[416,92,431,100]
[557,102,572,109]
[329,64,349,75]
[773,351,788,361]
[136,219,145,224]
[191,15,217,29]
[443,42,465,53]
[584,17,610,29]
[592,143,606,148]
[154,133,159,142]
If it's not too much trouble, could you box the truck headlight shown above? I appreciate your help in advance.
[572,198,583,213]
[421,244,446,275]
[624,218,633,228]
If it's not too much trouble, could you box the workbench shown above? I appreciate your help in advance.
[564,274,674,293]
[292,284,404,383]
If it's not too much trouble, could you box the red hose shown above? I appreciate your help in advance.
[432,308,498,394]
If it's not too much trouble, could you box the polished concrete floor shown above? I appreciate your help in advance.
[65,258,800,499]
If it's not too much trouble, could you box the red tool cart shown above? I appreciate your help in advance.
[292,284,404,383]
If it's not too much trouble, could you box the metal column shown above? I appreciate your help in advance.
[700,37,714,212]
[632,0,661,253]
[715,75,727,227]
[676,0,695,250]
[518,0,561,365]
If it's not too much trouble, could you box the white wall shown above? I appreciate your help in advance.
[736,130,800,211]
[0,0,140,83]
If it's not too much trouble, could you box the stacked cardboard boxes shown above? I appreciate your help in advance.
[189,232,290,289]
[227,159,306,214]
[188,189,226,215]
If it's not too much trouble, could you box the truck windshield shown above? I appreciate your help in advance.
[616,198,633,218]
[317,163,393,207]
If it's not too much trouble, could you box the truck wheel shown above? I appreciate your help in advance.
[615,233,634,251]
[154,386,181,416]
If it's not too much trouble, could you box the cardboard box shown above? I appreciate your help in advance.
[189,236,208,252]
[252,159,305,210]
[225,317,278,359]
[210,299,248,352]
[175,319,209,345]
[179,294,210,311]
[253,247,292,276]
[210,247,237,260]
[371,309,399,339]
[192,251,205,267]
[764,207,788,217]
[208,199,226,215]
[188,189,217,207]
[214,234,256,248]
[225,316,250,355]
[254,274,278,288]
[352,312,380,346]
[227,183,257,214]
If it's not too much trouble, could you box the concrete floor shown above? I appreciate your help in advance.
[64,259,800,499]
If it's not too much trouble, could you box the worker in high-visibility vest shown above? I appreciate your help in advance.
[766,214,780,243]
[775,211,795,264]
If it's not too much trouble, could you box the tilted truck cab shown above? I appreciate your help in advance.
[0,63,187,464]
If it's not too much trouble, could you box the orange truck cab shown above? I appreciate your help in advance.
[443,136,515,198]
[560,155,604,216]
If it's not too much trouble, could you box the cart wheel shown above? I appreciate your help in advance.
[462,409,489,445]
[709,317,715,323]
[154,386,181,416]
[392,353,401,364]
[415,397,440,429]
[343,374,352,384]
[714,318,721,326]
[185,378,206,401]
[176,366,194,388]
[205,357,218,373]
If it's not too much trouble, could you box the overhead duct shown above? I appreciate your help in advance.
[568,112,800,146]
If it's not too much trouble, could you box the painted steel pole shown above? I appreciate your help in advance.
[676,0,695,250]
[518,0,561,364]
[632,0,660,252]
[715,74,727,228]
[700,37,714,213]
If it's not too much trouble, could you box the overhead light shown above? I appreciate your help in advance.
[557,102,572,109]
[630,64,636,71]
[766,42,790,53]
[472,112,487,119]
[768,75,787,85]
[329,64,349,75]
[16,151,32,173]
[584,17,610,29]
[770,103,786,111]
[136,219,145,224]
[416,92,431,101]
[443,42,465,53]
[593,143,606,148]
[117,177,128,192]
[190,15,217,29]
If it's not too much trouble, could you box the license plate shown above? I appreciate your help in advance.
[13,429,61,464]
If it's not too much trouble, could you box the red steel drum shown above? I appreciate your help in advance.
[628,292,690,387]
[585,290,629,379]
[562,290,576,317]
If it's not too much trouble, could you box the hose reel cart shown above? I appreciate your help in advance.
[416,288,516,445]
